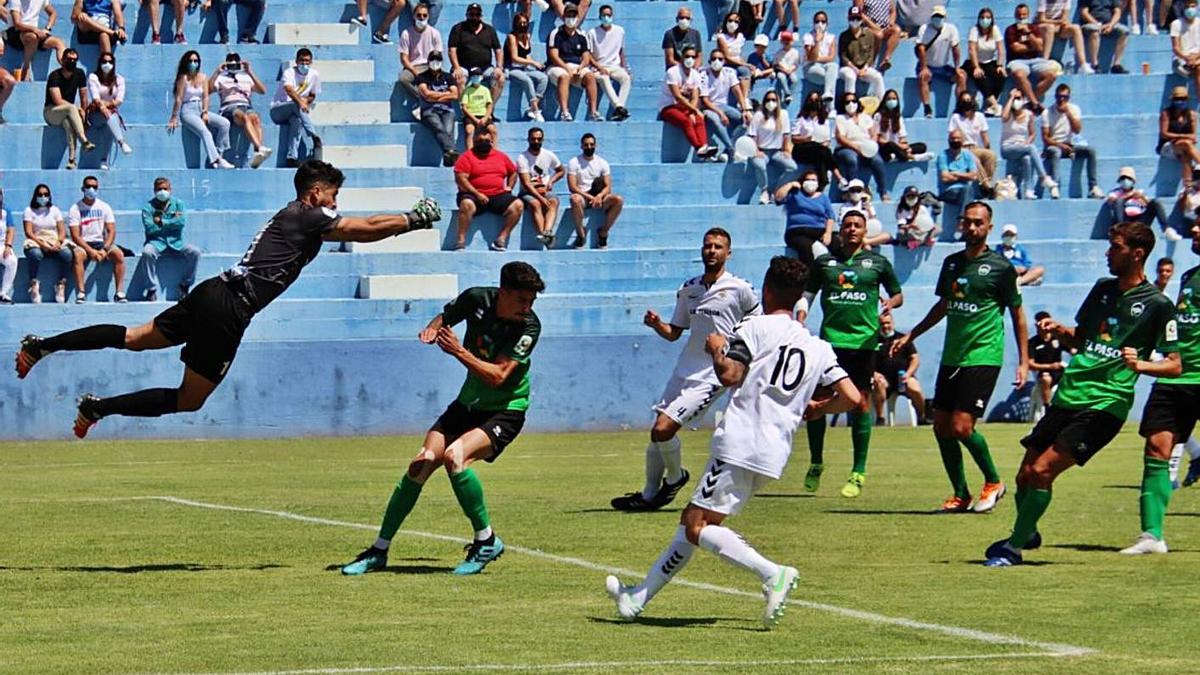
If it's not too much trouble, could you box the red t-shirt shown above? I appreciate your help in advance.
[454,149,517,197]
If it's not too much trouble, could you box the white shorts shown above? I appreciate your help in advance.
[689,457,773,515]
[653,376,722,425]
[548,64,587,84]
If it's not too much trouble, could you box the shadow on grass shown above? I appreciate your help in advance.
[1047,543,1123,552]
[0,563,286,573]
[564,508,684,514]
[1101,484,1141,491]
[587,616,723,628]
[961,559,1063,566]
[323,558,454,575]
[824,509,948,516]
[756,493,814,499]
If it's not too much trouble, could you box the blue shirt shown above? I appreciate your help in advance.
[783,188,836,231]
[83,0,113,18]
[936,149,977,190]
[141,196,188,253]
[996,242,1033,269]
[748,51,770,72]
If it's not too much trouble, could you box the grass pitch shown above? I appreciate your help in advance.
[2,424,1199,674]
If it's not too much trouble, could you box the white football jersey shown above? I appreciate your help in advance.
[711,313,847,479]
[669,271,761,384]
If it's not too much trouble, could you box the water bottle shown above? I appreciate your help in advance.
[897,370,907,394]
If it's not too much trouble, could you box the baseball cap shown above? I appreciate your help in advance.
[932,4,947,16]
[846,178,866,190]
[753,34,770,47]
[1002,223,1018,235]
[468,66,484,77]
[779,31,794,42]
[848,5,862,18]
[1119,166,1137,181]
[466,2,482,13]
[564,3,579,16]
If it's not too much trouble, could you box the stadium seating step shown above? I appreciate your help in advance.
[357,273,459,299]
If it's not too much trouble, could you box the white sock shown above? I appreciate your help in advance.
[1187,436,1200,460]
[1170,443,1185,485]
[632,525,695,606]
[474,526,493,542]
[698,524,779,584]
[373,537,391,550]
[659,436,684,484]
[641,440,666,499]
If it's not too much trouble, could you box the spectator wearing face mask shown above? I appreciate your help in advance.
[1175,168,1200,232]
[1103,166,1177,240]
[1037,0,1090,73]
[448,3,505,101]
[838,178,885,241]
[140,177,200,302]
[937,128,979,205]
[44,48,95,171]
[915,5,965,119]
[747,34,775,87]
[965,7,1007,117]
[517,127,564,248]
[461,66,494,141]
[1006,3,1059,114]
[948,91,996,193]
[547,4,601,122]
[803,11,838,110]
[1172,0,1200,91]
[660,45,720,161]
[791,91,845,188]
[398,3,445,120]
[839,5,885,99]
[772,31,800,107]
[749,90,797,205]
[0,188,15,304]
[834,91,889,202]
[587,5,633,121]
[210,53,272,169]
[415,50,460,166]
[1155,257,1175,293]
[270,48,322,169]
[662,7,701,69]
[567,133,623,249]
[67,175,126,303]
[995,223,1044,286]
[1080,0,1130,73]
[1160,86,1200,170]
[1001,88,1056,200]
[454,125,522,252]
[875,89,933,163]
[22,184,75,304]
[87,52,132,163]
[893,184,941,248]
[773,169,836,265]
[714,11,752,102]
[701,49,752,163]
[168,51,234,170]
[1041,83,1101,199]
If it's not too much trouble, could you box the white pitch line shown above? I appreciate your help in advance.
[132,496,1097,657]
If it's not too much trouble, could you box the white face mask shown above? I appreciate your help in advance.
[677,17,691,30]
[683,56,696,68]
[725,20,738,32]
[1002,235,1016,245]
[802,179,819,193]
[904,195,918,205]
[711,59,724,71]
[1012,99,1025,110]
[845,101,858,114]
[764,100,778,111]
[565,17,577,28]
[415,18,428,29]
[814,20,826,31]
[849,19,862,30]
[429,60,443,72]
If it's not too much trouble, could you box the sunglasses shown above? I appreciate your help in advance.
[1056,94,1071,100]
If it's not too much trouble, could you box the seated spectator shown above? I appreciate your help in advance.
[749,90,797,204]
[167,51,234,169]
[0,188,14,303]
[210,53,272,168]
[567,133,623,249]
[1156,256,1175,293]
[270,48,322,168]
[915,4,965,119]
[1103,166,1176,239]
[857,0,902,72]
[1175,168,1200,231]
[43,49,95,170]
[791,91,845,188]
[0,59,13,124]
[660,45,719,161]
[547,4,601,122]
[7,0,67,81]
[587,4,632,121]
[67,175,126,303]
[414,51,460,166]
[964,7,1007,117]
[747,33,775,87]
[349,0,405,45]
[937,128,979,205]
[701,49,752,162]
[662,6,701,69]
[893,184,941,248]
[460,66,494,139]
[873,313,927,424]
[398,3,444,120]
[141,0,185,44]
[1001,88,1057,199]
[838,178,884,238]
[1160,86,1200,168]
[1037,0,1090,72]
[448,4,505,101]
[771,30,800,106]
[71,0,126,54]
[949,91,996,193]
[1028,310,1069,412]
[1080,0,1130,73]
[140,177,200,301]
[774,0,798,36]
[839,5,885,99]
[1006,3,1059,113]
[714,11,751,102]
[453,125,522,251]
[996,223,1045,285]
[803,11,838,109]
[202,0,265,45]
[773,169,835,264]
[87,52,131,163]
[22,183,75,303]
[834,91,889,202]
[875,89,933,162]
[1041,83,1101,198]
[517,127,564,248]
[1172,0,1200,90]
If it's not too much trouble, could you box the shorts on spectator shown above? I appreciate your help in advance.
[220,104,256,121]
[547,64,588,84]
[5,26,51,48]
[1175,57,1199,77]
[457,191,519,215]
[920,64,960,79]
[1007,57,1061,77]
[1082,22,1129,34]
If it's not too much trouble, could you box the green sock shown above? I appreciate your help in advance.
[379,475,424,541]
[962,430,1001,484]
[1010,488,1052,548]
[1015,484,1028,510]
[448,468,490,533]
[849,410,872,474]
[1139,457,1172,539]
[936,436,970,499]
[806,417,826,465]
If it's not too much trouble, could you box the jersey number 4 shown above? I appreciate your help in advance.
[768,346,806,391]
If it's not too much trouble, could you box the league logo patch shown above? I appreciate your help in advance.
[1180,288,1195,313]
[1098,316,1119,342]
[838,269,859,289]
[952,277,970,299]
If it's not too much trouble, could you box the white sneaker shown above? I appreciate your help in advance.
[120,141,133,155]
[1079,62,1095,74]
[532,110,545,123]
[716,152,729,162]
[1165,227,1183,242]
[759,189,771,205]
[217,158,235,169]
[29,280,41,304]
[912,151,934,162]
[412,106,422,121]
[604,575,643,621]
[762,565,800,628]
[249,146,273,169]
[1131,23,1141,35]
[1049,184,1061,199]
[54,280,66,304]
[1147,24,1159,35]
[1024,189,1037,200]
[1120,532,1168,555]
[1089,185,1104,199]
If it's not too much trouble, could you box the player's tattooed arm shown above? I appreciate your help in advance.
[706,333,748,387]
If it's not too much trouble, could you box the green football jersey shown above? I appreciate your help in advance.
[1054,279,1178,419]
[441,286,541,412]
[935,249,1023,367]
[1159,266,1200,386]
[807,248,902,350]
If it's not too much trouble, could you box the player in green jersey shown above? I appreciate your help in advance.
[340,262,545,576]
[1126,222,1200,554]
[797,210,903,497]
[890,201,1029,513]
[984,222,1180,567]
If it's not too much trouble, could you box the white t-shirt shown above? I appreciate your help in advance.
[68,198,115,243]
[0,207,7,241]
[215,71,255,109]
[749,109,791,150]
[802,30,836,63]
[659,63,703,108]
[1041,102,1082,143]
[715,30,745,58]
[1038,0,1073,21]
[668,271,761,384]
[701,66,739,106]
[23,206,64,245]
[567,154,611,188]
[517,149,563,191]
[773,46,801,72]
[967,24,1001,62]
[948,112,988,147]
[272,66,322,108]
[711,313,847,479]
[13,0,50,27]
[87,73,125,104]
[1001,110,1035,148]
[791,115,832,145]
[917,21,960,68]
[1171,18,1200,54]
[873,113,907,143]
[586,25,626,68]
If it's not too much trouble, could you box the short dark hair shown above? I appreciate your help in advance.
[1034,310,1051,322]
[1110,221,1156,258]
[296,47,313,60]
[153,176,169,188]
[294,159,346,195]
[63,47,78,59]
[581,133,596,145]
[764,256,808,307]
[964,200,993,220]
[841,209,867,225]
[1158,257,1175,268]
[82,175,99,187]
[1056,83,1071,95]
[600,3,612,12]
[500,261,546,292]
[528,126,544,139]
[704,227,731,246]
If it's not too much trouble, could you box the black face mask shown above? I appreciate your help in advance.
[528,140,542,152]
[804,99,820,111]
[514,24,528,33]
[958,100,975,113]
[63,59,78,70]
[474,139,493,153]
[466,16,481,27]
[582,147,596,158]
[949,140,963,150]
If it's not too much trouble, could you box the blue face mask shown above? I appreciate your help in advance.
[297,64,310,76]
[1173,99,1189,110]
[187,61,200,73]
[155,189,171,202]
[884,98,898,110]
[600,14,613,26]
[83,187,98,200]
[1018,16,1031,25]
[979,17,992,29]
[930,16,944,28]
[468,76,483,86]
[36,196,49,207]
[1188,7,1199,19]
[1119,178,1135,190]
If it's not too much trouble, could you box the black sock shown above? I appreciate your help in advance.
[95,388,178,418]
[40,324,126,353]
